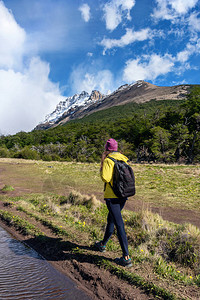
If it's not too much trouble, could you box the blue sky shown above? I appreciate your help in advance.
[0,0,200,134]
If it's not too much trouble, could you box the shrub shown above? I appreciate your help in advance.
[14,146,40,160]
[51,154,61,161]
[0,147,10,158]
[42,154,52,161]
[1,185,14,191]
[154,228,200,269]
[59,195,68,205]
[59,191,101,209]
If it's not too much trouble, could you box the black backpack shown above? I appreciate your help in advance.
[108,157,136,198]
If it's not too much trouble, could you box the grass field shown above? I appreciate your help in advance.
[0,158,199,211]
[0,158,200,299]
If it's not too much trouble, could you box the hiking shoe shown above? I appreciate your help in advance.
[114,257,132,267]
[95,241,106,252]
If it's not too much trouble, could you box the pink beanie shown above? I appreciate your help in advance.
[105,138,118,151]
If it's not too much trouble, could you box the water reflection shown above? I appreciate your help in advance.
[0,226,91,299]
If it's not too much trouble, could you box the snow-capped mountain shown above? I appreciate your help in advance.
[38,90,104,128]
[44,91,90,124]
[35,81,190,130]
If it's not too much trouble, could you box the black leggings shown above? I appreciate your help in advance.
[102,198,129,257]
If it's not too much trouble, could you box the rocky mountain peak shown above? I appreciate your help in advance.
[90,90,104,101]
[34,81,190,131]
[35,89,104,130]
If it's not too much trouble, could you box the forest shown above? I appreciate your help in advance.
[0,85,200,164]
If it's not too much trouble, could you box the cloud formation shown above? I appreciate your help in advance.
[79,3,90,22]
[0,1,25,69]
[123,37,200,83]
[189,13,200,32]
[152,0,199,20]
[169,0,198,14]
[100,28,151,54]
[0,1,64,134]
[123,54,174,82]
[102,0,135,31]
[69,64,114,95]
[0,0,199,134]
[0,58,65,135]
[176,43,199,63]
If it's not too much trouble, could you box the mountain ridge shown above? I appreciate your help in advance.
[35,80,190,130]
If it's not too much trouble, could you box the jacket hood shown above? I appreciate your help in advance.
[107,151,129,163]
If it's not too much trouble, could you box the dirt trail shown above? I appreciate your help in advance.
[0,201,155,300]
[1,185,199,229]
[125,198,200,229]
[0,161,199,229]
[0,170,199,299]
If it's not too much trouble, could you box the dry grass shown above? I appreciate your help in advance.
[0,158,199,212]
[0,189,200,299]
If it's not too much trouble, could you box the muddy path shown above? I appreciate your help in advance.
[0,201,155,300]
[0,162,199,299]
[125,198,200,229]
[0,160,199,229]
[1,187,200,229]
[0,197,199,300]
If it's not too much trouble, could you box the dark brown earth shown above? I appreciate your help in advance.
[1,185,199,230]
[0,161,199,229]
[0,189,200,299]
[0,162,200,299]
[0,201,155,300]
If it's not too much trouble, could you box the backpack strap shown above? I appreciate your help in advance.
[107,156,116,190]
[107,156,116,163]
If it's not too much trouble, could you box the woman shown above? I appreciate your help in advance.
[95,138,132,267]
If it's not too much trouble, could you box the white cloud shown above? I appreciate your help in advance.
[152,0,198,20]
[176,42,200,62]
[69,64,115,95]
[189,13,200,32]
[0,57,65,135]
[123,40,200,83]
[176,49,191,63]
[0,1,65,134]
[152,0,172,20]
[79,3,90,22]
[100,28,151,54]
[103,0,135,31]
[0,1,26,69]
[123,54,174,83]
[169,0,198,14]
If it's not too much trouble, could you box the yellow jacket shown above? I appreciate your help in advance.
[100,151,129,199]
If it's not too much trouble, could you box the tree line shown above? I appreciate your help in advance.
[0,85,199,164]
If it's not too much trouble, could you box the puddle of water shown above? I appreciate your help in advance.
[0,226,91,299]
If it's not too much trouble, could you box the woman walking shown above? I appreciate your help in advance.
[95,138,132,267]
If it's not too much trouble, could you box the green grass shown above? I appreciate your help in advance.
[0,158,199,298]
[0,159,199,211]
[0,189,200,299]
[101,260,177,300]
[1,184,15,192]
[0,209,43,236]
[132,164,200,211]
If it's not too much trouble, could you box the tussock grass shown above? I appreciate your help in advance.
[1,184,15,192]
[59,190,101,210]
[0,159,199,298]
[0,190,200,299]
[0,159,199,212]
